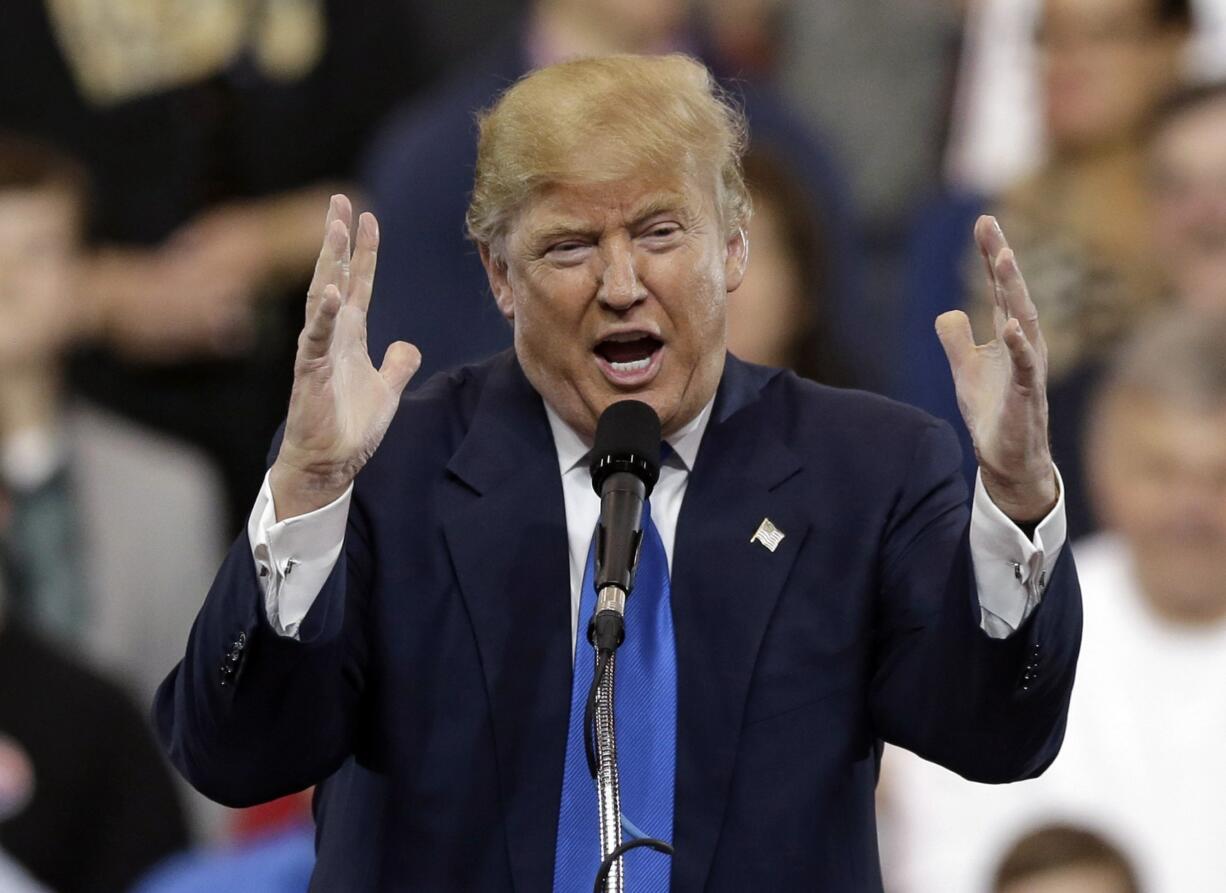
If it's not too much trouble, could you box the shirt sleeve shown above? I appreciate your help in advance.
[969,465,1067,639]
[246,471,352,639]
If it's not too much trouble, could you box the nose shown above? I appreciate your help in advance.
[596,236,646,311]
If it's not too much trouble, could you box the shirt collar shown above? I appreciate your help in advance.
[544,398,714,478]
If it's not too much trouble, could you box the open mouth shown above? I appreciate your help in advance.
[593,333,664,384]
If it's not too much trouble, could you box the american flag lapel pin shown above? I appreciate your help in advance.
[750,517,785,553]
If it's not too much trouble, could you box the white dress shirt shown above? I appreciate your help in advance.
[248,398,1066,644]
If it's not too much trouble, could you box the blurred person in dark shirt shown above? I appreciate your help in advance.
[0,488,190,891]
[0,0,435,532]
[993,825,1141,893]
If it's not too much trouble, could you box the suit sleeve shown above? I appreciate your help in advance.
[152,491,377,807]
[869,419,1082,783]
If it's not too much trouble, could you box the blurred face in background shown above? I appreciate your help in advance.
[0,186,79,368]
[1089,394,1226,622]
[1148,94,1226,311]
[999,864,1137,893]
[1037,0,1186,152]
[725,192,809,368]
[543,0,688,51]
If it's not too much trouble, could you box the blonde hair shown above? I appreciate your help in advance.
[466,53,750,250]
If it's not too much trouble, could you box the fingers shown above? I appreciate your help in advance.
[299,283,342,364]
[993,246,1043,349]
[379,340,422,396]
[975,215,1045,353]
[306,195,354,316]
[935,309,975,373]
[1002,317,1041,389]
[974,215,1009,334]
[348,212,379,314]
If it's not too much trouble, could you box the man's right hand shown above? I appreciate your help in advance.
[269,195,421,520]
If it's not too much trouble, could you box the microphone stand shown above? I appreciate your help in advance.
[590,614,624,893]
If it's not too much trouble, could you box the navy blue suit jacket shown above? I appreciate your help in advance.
[155,352,1081,891]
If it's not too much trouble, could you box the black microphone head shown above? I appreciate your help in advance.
[590,400,662,496]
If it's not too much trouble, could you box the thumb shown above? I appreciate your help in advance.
[379,341,422,396]
[935,310,975,373]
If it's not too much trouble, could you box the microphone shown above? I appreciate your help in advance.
[588,400,661,653]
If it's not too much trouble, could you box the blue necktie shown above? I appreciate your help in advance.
[553,499,677,892]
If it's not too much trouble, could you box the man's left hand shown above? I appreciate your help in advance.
[936,215,1058,524]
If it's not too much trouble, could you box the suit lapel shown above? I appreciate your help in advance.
[670,357,810,890]
[440,354,573,893]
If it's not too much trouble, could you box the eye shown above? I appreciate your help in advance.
[641,222,682,245]
[544,240,590,262]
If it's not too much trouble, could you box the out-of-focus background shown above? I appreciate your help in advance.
[1,0,1225,890]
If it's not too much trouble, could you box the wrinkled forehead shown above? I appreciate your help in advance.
[506,166,717,247]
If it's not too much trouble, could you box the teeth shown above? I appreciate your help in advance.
[610,357,652,373]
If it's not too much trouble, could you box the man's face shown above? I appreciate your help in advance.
[1148,97,1226,311]
[482,169,747,438]
[1090,395,1226,622]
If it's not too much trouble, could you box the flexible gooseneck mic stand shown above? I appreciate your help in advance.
[585,401,674,893]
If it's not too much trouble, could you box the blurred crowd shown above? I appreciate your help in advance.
[0,0,1224,890]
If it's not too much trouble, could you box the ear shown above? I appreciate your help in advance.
[479,242,516,321]
[723,226,748,293]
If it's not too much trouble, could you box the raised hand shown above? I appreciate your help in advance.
[935,215,1058,523]
[269,195,421,520]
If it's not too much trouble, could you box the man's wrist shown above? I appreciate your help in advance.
[268,460,351,521]
[980,464,1059,524]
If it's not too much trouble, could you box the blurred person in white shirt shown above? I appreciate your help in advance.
[880,310,1226,893]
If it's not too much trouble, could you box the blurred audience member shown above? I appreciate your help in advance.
[131,827,314,893]
[880,311,1226,893]
[896,0,1192,521]
[0,133,228,839]
[993,825,1142,893]
[725,148,854,385]
[0,564,189,892]
[362,0,861,387]
[1040,78,1226,536]
[0,0,432,531]
[0,136,89,641]
[0,134,226,690]
[1146,80,1226,311]
[132,793,314,893]
[973,0,1190,379]
[774,0,963,233]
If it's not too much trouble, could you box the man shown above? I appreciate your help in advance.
[881,312,1226,892]
[156,55,1080,890]
[361,0,863,388]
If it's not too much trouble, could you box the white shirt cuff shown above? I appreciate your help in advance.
[969,465,1067,639]
[246,471,352,638]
